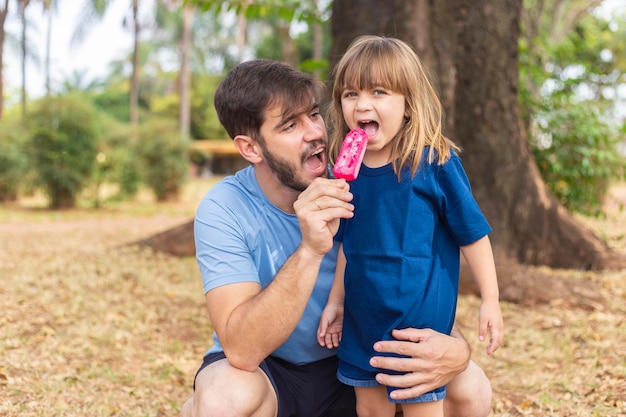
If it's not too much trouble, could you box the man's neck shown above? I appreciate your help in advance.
[254,166,300,214]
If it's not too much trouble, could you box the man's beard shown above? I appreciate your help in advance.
[262,148,309,192]
[258,140,326,192]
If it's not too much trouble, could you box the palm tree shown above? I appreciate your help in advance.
[19,0,32,116]
[0,0,9,120]
[128,0,139,125]
[72,0,145,125]
[41,0,57,96]
[179,2,194,141]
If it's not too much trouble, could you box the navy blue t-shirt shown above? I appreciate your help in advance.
[335,151,492,381]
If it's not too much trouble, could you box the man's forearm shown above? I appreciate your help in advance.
[217,245,324,370]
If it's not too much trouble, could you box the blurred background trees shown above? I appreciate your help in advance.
[0,0,623,222]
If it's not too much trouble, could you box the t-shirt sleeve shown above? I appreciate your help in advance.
[436,154,492,246]
[194,192,259,295]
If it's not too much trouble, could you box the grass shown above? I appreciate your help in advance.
[1,178,625,417]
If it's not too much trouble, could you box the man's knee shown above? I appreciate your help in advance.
[190,359,278,417]
[180,397,193,417]
[443,360,492,417]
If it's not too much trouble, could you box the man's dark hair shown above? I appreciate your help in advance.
[214,59,324,143]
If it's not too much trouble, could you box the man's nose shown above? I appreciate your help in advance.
[303,118,324,141]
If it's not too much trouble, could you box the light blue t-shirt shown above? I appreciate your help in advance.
[194,166,339,365]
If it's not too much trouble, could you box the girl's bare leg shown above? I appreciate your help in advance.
[355,386,396,417]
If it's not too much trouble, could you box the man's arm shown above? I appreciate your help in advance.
[206,178,353,371]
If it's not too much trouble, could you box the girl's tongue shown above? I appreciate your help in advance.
[360,121,379,138]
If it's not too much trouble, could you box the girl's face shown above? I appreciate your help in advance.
[340,84,407,168]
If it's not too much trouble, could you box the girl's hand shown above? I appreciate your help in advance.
[479,299,504,355]
[317,303,344,349]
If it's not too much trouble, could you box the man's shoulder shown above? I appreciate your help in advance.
[206,166,256,201]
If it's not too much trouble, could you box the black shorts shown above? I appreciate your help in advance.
[194,352,357,417]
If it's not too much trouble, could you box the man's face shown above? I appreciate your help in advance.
[257,102,328,192]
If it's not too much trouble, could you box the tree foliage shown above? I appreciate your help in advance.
[0,116,29,201]
[132,118,189,201]
[27,94,102,208]
[533,102,624,216]
[522,5,626,215]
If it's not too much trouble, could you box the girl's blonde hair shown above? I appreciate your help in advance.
[328,35,459,179]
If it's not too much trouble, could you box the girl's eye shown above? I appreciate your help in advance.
[373,89,387,96]
[343,91,357,98]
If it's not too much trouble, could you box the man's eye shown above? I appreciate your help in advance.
[280,120,296,132]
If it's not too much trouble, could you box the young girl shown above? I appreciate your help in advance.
[318,35,504,417]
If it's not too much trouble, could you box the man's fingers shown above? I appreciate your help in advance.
[370,354,434,375]
[296,177,352,206]
[374,372,435,400]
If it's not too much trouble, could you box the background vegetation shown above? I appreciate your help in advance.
[1,0,624,214]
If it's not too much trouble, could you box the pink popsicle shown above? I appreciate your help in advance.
[332,129,369,181]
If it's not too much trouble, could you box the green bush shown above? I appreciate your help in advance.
[27,95,102,209]
[531,102,626,217]
[133,119,188,201]
[91,123,142,206]
[0,118,29,202]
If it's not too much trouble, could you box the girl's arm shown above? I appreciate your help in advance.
[317,244,347,348]
[460,236,504,355]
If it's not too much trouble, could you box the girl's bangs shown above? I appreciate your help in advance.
[340,53,401,92]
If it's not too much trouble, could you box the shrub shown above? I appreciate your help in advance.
[0,118,29,202]
[91,123,142,206]
[531,102,626,217]
[27,95,102,209]
[133,119,188,201]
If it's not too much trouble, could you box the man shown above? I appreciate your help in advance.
[181,59,492,417]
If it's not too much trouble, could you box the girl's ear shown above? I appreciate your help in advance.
[233,135,263,164]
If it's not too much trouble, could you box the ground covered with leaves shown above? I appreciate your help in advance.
[1,179,625,417]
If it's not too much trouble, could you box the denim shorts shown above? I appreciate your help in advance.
[337,360,446,404]
[195,352,357,417]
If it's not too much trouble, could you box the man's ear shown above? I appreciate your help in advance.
[233,135,263,164]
